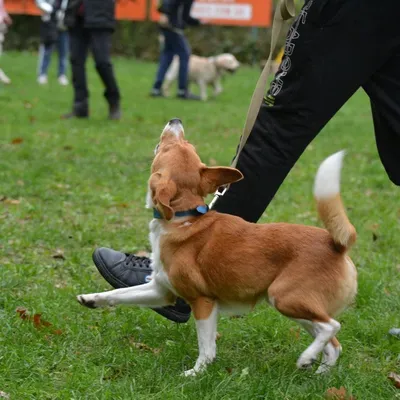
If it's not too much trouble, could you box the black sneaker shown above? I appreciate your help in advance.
[92,247,191,323]
[61,109,89,119]
[150,88,165,98]
[109,104,121,120]
[177,91,201,101]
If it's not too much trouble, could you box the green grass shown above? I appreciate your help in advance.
[1,51,399,400]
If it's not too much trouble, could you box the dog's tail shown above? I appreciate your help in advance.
[313,151,356,252]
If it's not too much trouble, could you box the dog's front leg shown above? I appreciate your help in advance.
[77,280,173,309]
[213,77,222,97]
[183,298,218,377]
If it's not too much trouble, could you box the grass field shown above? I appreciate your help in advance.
[1,51,400,400]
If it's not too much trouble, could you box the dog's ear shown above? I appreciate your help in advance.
[200,167,243,195]
[149,173,177,220]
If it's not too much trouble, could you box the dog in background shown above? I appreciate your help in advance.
[163,53,240,101]
[0,6,12,85]
[78,119,357,377]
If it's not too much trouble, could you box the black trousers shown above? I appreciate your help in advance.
[69,20,120,110]
[214,0,400,222]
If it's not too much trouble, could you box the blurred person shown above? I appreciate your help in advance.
[91,0,400,323]
[62,0,121,120]
[150,0,202,100]
[36,0,69,86]
[0,0,12,84]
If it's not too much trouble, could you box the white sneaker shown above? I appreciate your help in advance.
[38,75,48,85]
[0,68,11,84]
[58,75,69,86]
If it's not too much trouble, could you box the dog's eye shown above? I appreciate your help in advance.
[154,144,160,155]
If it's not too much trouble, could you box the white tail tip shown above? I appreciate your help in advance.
[314,150,346,199]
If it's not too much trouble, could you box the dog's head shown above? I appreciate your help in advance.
[147,119,243,220]
[214,54,240,73]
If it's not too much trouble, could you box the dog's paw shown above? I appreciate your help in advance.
[315,364,331,374]
[296,355,317,370]
[77,294,102,309]
[182,369,198,377]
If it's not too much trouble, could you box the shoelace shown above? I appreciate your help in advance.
[124,253,152,268]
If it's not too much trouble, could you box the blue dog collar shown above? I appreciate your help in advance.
[153,204,209,219]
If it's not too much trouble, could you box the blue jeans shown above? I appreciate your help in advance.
[153,28,191,92]
[38,30,69,77]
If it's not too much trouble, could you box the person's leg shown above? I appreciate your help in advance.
[363,48,400,186]
[213,0,400,221]
[152,28,176,95]
[89,29,121,118]
[174,33,200,100]
[57,30,69,83]
[37,42,53,83]
[65,21,90,117]
[93,0,400,321]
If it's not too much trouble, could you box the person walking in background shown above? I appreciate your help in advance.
[151,0,201,100]
[0,0,12,84]
[36,0,69,86]
[62,0,121,120]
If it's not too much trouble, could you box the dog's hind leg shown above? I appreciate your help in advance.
[77,280,175,309]
[183,297,218,377]
[197,80,208,101]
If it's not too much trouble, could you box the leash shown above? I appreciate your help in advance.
[208,0,296,209]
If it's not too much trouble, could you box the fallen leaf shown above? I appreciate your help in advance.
[52,249,65,260]
[11,137,24,144]
[16,307,61,335]
[240,367,249,379]
[365,189,373,197]
[117,203,129,208]
[290,327,301,340]
[1,197,21,205]
[63,145,73,151]
[325,386,355,400]
[23,101,32,109]
[29,116,36,123]
[128,338,161,354]
[225,367,233,374]
[372,232,378,242]
[0,391,10,399]
[216,332,222,340]
[388,372,400,388]
[389,328,400,339]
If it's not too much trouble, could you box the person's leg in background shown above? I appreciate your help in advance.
[92,0,400,321]
[63,19,90,118]
[57,29,69,86]
[89,29,121,120]
[174,32,199,100]
[37,42,54,84]
[151,28,176,97]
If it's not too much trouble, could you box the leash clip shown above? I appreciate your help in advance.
[208,186,228,209]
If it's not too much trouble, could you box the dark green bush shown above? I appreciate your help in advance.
[4,15,289,64]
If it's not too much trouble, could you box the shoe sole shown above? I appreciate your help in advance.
[92,249,190,323]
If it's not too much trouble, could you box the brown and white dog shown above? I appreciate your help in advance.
[163,54,240,101]
[78,119,357,376]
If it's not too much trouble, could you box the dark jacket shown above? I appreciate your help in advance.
[158,0,200,30]
[65,0,116,30]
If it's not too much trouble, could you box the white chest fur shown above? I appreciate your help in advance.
[149,219,177,294]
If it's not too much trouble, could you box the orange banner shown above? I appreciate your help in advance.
[150,0,272,27]
[5,0,147,21]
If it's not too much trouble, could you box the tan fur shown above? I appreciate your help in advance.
[163,53,240,100]
[152,123,357,324]
[316,195,357,250]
